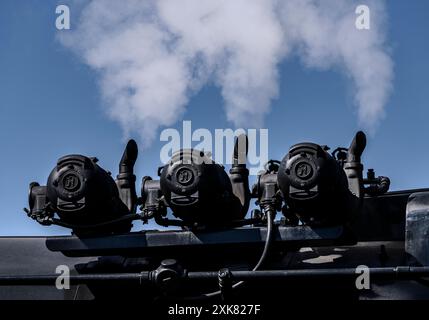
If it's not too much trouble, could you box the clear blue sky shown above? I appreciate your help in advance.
[0,1,428,235]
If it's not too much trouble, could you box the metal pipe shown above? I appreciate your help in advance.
[188,267,429,281]
[364,176,391,196]
[1,267,429,286]
[0,272,150,286]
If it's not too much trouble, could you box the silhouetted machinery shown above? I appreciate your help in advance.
[25,140,139,235]
[16,130,429,302]
[141,134,250,229]
[252,131,369,227]
[25,131,387,234]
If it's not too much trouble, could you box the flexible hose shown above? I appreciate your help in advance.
[51,208,275,300]
[184,206,276,300]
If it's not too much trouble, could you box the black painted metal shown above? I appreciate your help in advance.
[0,273,148,285]
[352,188,429,241]
[1,266,429,286]
[406,191,429,265]
[46,225,351,257]
[187,266,429,280]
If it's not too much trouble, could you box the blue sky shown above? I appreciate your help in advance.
[0,1,428,235]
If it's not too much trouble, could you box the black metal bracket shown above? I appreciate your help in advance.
[46,225,353,257]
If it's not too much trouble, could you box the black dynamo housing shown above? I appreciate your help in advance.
[26,140,139,235]
[46,155,130,229]
[159,149,245,226]
[277,142,351,225]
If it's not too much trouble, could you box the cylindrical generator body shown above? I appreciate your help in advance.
[159,149,243,226]
[277,143,351,225]
[46,155,131,233]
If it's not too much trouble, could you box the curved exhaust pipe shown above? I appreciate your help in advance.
[116,139,138,213]
[344,131,367,199]
[229,134,251,217]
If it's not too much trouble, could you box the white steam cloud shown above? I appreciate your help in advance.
[59,0,393,145]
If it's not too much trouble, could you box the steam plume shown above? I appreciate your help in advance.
[59,0,393,145]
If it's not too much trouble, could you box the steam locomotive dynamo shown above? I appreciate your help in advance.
[2,131,429,301]
[26,132,369,233]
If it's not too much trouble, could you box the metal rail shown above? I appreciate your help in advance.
[1,266,429,286]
